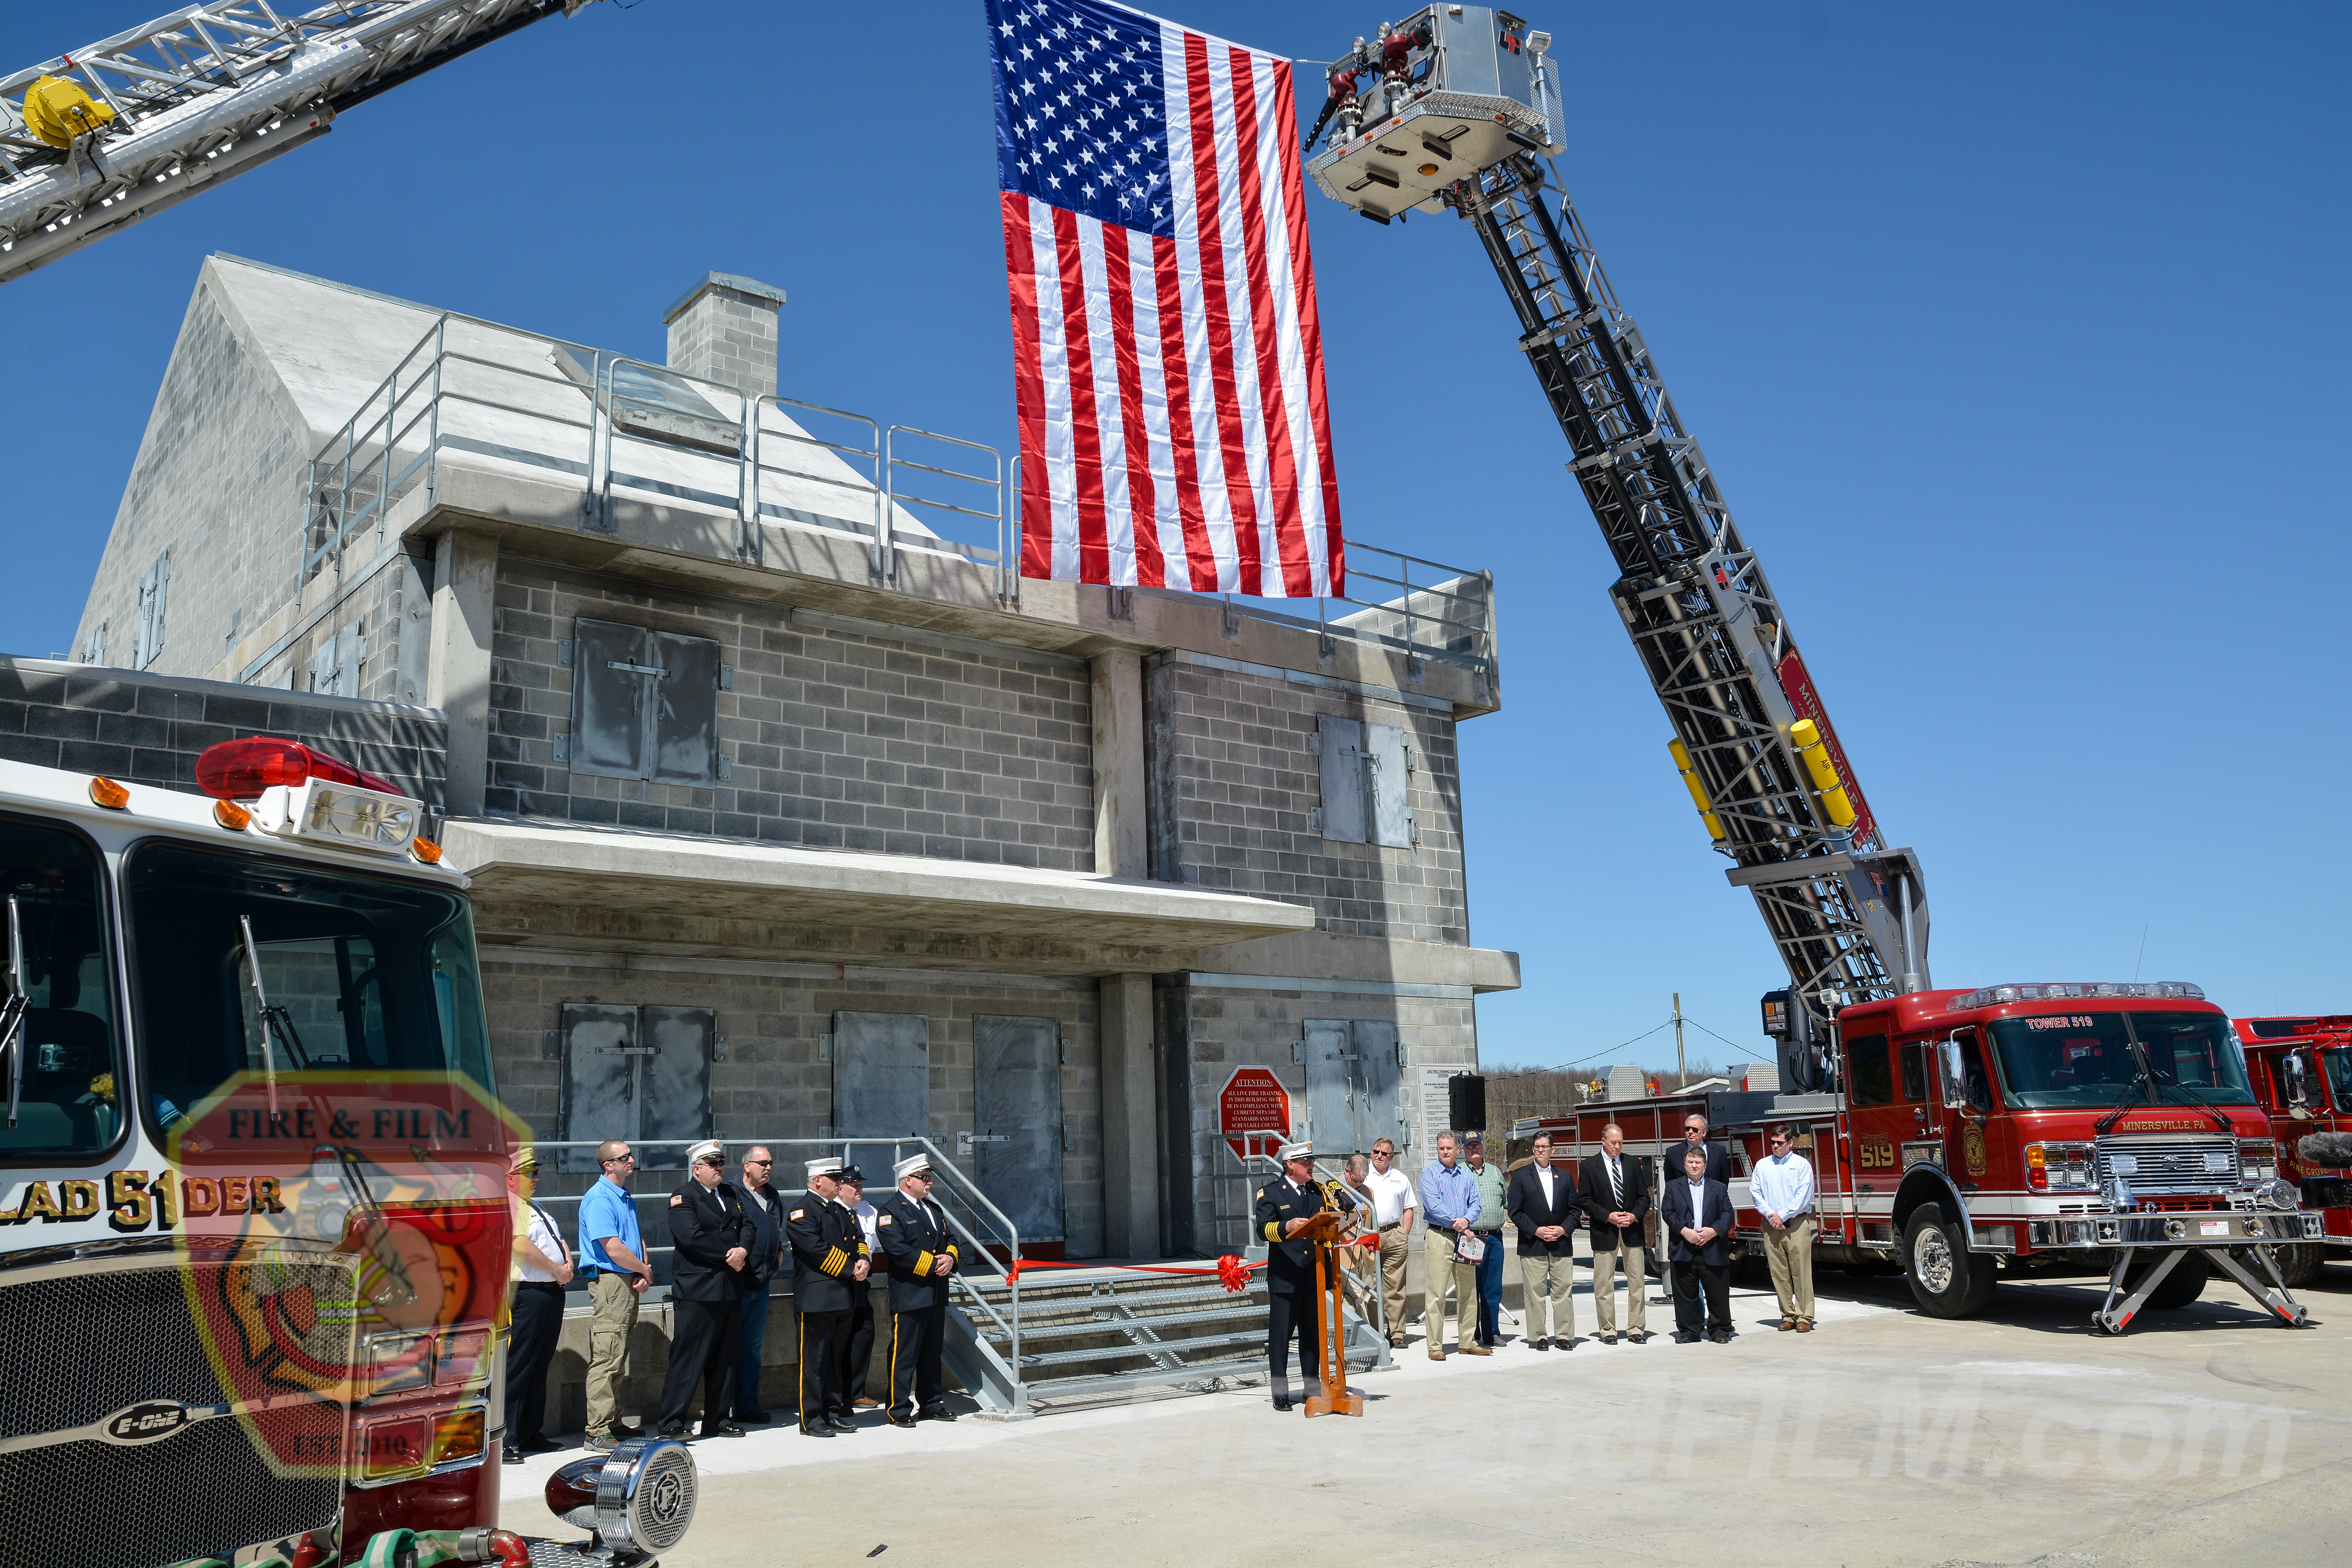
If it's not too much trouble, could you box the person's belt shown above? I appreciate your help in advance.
[1379,1221,1402,1232]
[517,1279,564,1291]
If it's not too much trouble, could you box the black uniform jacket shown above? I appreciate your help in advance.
[873,1189,962,1312]
[1505,1160,1581,1256]
[785,1188,870,1314]
[1659,1175,1735,1267]
[1578,1150,1653,1251]
[1253,1176,1358,1297]
[668,1178,755,1303]
[739,1181,788,1287]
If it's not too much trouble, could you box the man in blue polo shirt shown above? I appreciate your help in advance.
[578,1139,653,1452]
[1419,1131,1488,1360]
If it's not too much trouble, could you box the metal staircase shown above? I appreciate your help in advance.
[944,1261,1390,1418]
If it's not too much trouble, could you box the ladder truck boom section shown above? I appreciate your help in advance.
[0,0,604,285]
[1303,7,1925,1053]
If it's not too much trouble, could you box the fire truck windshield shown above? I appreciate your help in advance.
[126,842,492,1135]
[1987,1011,2254,1110]
[0,815,124,1159]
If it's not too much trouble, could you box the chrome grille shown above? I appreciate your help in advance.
[0,1245,355,1568]
[2095,1134,2239,1197]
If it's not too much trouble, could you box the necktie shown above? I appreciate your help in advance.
[1609,1158,1624,1210]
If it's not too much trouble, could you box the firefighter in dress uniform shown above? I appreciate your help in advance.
[873,1151,962,1428]
[1255,1139,1358,1412]
[786,1156,870,1436]
[656,1139,756,1439]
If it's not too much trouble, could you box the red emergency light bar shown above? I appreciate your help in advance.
[195,737,401,801]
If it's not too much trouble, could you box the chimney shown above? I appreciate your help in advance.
[662,271,786,401]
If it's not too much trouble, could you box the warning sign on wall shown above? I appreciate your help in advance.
[1218,1066,1292,1162]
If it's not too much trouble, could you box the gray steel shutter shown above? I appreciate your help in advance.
[973,1015,1066,1243]
[650,630,720,786]
[1350,1019,1402,1152]
[557,1003,641,1173]
[831,1010,930,1177]
[1367,723,1413,848]
[572,618,650,780]
[1303,1019,1354,1153]
[1317,716,1366,843]
[638,1005,715,1168]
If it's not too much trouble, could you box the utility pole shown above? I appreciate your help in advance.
[1673,992,1686,1086]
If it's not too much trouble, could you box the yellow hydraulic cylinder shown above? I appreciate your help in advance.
[21,76,114,148]
[1788,719,1857,828]
[1667,738,1728,842]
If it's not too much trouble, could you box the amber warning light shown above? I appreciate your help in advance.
[195,737,422,858]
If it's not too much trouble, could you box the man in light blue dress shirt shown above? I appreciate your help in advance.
[1418,1133,1489,1359]
[1753,1124,1818,1332]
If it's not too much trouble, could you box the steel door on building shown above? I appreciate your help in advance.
[831,1011,930,1178]
[973,1014,1065,1244]
[1303,1018,1403,1156]
[556,1003,715,1172]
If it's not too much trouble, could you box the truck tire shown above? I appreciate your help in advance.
[1902,1202,1996,1318]
[2274,1243,2323,1291]
[2126,1250,2209,1310]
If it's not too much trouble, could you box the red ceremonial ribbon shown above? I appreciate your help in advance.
[1001,1254,1263,1293]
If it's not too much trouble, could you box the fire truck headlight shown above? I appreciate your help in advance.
[430,1406,486,1465]
[2237,1139,2276,1183]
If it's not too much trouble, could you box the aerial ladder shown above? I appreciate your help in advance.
[1303,6,1929,1077]
[0,0,605,285]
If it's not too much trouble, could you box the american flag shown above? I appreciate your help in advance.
[986,0,1344,598]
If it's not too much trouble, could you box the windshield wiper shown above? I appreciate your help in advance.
[2,895,27,1129]
[238,915,311,1110]
[2092,1013,2232,1136]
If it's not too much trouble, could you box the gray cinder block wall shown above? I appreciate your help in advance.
[663,272,785,401]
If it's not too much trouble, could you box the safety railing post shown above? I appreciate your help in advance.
[424,315,445,513]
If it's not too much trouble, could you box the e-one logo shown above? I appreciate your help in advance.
[105,1401,192,1444]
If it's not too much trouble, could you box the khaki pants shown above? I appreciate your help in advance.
[585,1270,639,1436]
[1765,1215,1817,1322]
[1520,1250,1575,1340]
[1340,1239,1376,1324]
[1591,1243,1647,1336]
[1422,1229,1478,1351]
[1378,1226,1411,1345]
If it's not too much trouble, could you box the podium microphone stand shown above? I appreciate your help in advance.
[1295,1210,1364,1418]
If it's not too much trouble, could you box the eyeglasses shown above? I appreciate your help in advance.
[907,1173,934,1183]
[603,1153,636,1164]
[747,1159,772,1167]
[1770,1137,1793,1147]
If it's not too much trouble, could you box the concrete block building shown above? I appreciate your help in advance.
[63,253,1517,1260]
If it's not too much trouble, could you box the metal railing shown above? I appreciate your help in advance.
[300,315,1493,688]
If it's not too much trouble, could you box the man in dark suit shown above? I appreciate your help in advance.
[1661,1143,1736,1343]
[1254,1139,1357,1412]
[1676,1109,1734,1183]
[1506,1133,1580,1349]
[873,1152,962,1428]
[657,1139,754,1439]
[1578,1123,1651,1344]
[786,1156,870,1436]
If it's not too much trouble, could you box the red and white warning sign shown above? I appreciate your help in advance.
[1218,1066,1292,1163]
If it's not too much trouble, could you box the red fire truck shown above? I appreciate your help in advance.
[1517,981,2323,1335]
[0,740,695,1567]
[2231,1014,2352,1286]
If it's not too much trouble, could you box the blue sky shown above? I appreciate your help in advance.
[2,2,2345,1071]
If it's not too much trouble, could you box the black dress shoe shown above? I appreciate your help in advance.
[888,1414,919,1429]
[500,1446,522,1465]
[918,1406,955,1422]
[700,1422,745,1438]
[1627,1332,1651,1344]
[519,1435,564,1453]
[1534,1336,1551,1351]
[736,1409,772,1425]
[1597,1332,1616,1345]
[1672,1331,1699,1344]
[1709,1330,1733,1344]
[1272,1395,1293,1412]
[656,1422,688,1439]
[799,1423,835,1438]
[827,1416,859,1434]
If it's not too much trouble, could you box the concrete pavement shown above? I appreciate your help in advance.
[501,1259,2352,1567]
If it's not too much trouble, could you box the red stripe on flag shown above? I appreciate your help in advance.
[1101,225,1164,590]
[1267,67,1343,598]
[1001,192,1054,583]
[1050,205,1110,585]
[1225,50,1312,598]
[1152,232,1213,591]
[1186,30,1261,592]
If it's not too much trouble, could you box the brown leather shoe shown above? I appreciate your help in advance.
[1428,1346,1446,1361]
[1777,1318,1796,1332]
[1461,1344,1493,1356]
[1795,1319,1814,1333]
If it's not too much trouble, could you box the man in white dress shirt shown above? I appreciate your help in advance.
[1753,1123,1819,1333]
[1360,1138,1418,1348]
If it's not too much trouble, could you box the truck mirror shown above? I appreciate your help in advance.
[2285,1050,2311,1114]
[1940,1036,1967,1099]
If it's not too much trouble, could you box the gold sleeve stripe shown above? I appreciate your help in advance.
[821,1246,845,1276]
[914,1250,935,1275]
[1263,1219,1285,1245]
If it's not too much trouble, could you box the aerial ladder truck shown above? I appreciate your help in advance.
[1302,7,2322,1334]
[1,0,606,285]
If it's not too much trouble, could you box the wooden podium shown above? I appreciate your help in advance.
[1295,1210,1364,1418]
